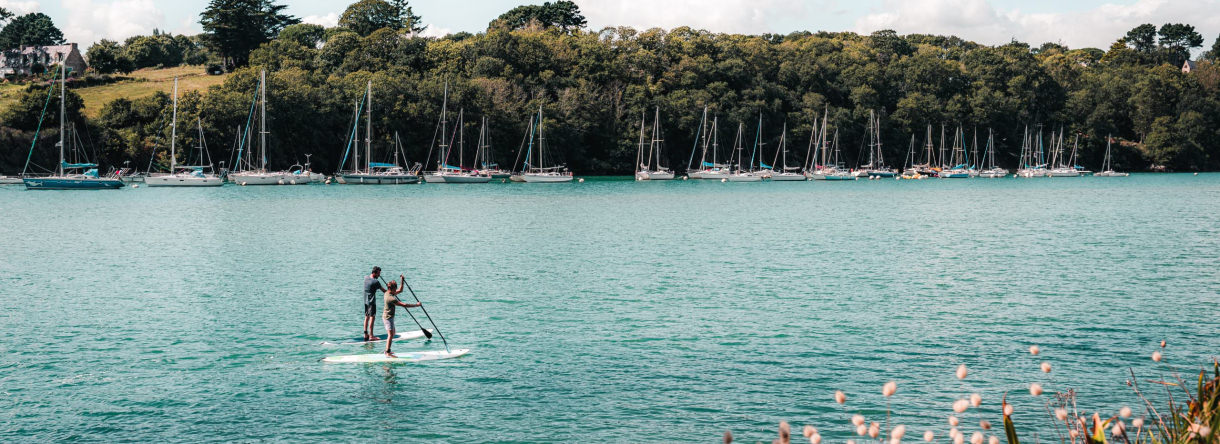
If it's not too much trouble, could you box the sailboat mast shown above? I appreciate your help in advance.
[537,106,544,169]
[651,106,661,170]
[58,63,65,176]
[366,81,372,171]
[636,110,646,174]
[170,77,179,172]
[439,83,448,171]
[259,70,266,171]
[458,109,465,169]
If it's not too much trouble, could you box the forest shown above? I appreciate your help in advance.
[3,0,1220,175]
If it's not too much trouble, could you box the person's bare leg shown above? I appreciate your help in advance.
[384,330,396,357]
[364,316,374,341]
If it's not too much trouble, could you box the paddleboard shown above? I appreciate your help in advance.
[322,349,470,363]
[321,330,433,345]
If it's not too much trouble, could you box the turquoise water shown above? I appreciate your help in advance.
[2,175,1218,442]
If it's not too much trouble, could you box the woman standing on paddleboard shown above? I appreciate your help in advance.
[383,275,421,358]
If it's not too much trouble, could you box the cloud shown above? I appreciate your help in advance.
[60,0,163,47]
[0,0,39,15]
[855,0,1220,50]
[302,12,339,28]
[420,26,450,38]
[575,0,815,34]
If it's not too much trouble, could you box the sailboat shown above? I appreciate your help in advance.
[938,126,971,178]
[424,85,491,183]
[726,121,761,182]
[520,106,574,182]
[686,108,730,179]
[635,107,675,180]
[862,110,896,178]
[337,81,420,184]
[1048,130,1082,177]
[229,70,311,185]
[1094,135,1129,177]
[0,174,22,185]
[770,122,805,181]
[905,125,939,178]
[470,117,509,179]
[145,79,223,187]
[1015,126,1047,178]
[976,129,1008,178]
[23,64,124,190]
[806,109,855,181]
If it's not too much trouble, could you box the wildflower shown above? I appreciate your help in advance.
[956,364,968,380]
[810,433,822,444]
[953,433,964,444]
[780,421,791,443]
[852,414,865,426]
[835,390,846,404]
[988,436,999,444]
[804,426,816,438]
[953,399,970,413]
[1159,340,1166,348]
[883,381,897,397]
[970,393,982,407]
[949,416,960,427]
[1069,429,1079,439]
[1055,408,1068,421]
[1119,406,1131,418]
[971,431,984,444]
[892,425,907,440]
[1132,418,1144,429]
[1040,362,1052,373]
[924,431,934,442]
[1111,422,1124,436]
[980,420,991,430]
[1003,403,1014,417]
[1029,345,1040,355]
[848,440,856,444]
[950,428,960,439]
[1152,351,1162,362]
[1030,383,1043,396]
[857,425,867,436]
[724,430,733,444]
[869,422,881,438]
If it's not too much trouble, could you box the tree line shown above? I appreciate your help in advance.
[4,0,1220,175]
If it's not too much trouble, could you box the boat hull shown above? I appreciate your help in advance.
[0,176,24,185]
[424,174,492,183]
[230,172,310,185]
[24,177,125,190]
[341,174,420,184]
[521,174,573,183]
[636,171,675,180]
[726,174,762,182]
[688,170,730,179]
[1093,171,1129,177]
[770,173,806,181]
[144,174,225,187]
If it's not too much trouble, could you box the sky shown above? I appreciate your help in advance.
[3,0,1219,52]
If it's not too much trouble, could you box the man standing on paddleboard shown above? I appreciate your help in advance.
[363,267,385,341]
[383,274,421,358]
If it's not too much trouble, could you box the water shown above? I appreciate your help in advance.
[2,175,1218,442]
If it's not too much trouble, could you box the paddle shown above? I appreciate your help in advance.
[379,276,433,340]
[401,279,450,353]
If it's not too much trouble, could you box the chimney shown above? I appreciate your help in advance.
[71,43,78,52]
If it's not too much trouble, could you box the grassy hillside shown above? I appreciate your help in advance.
[76,66,230,117]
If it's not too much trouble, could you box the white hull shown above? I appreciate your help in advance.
[636,171,675,180]
[727,173,762,182]
[770,173,806,181]
[230,172,310,185]
[0,176,24,185]
[144,174,224,187]
[688,170,730,179]
[521,174,574,183]
[1094,171,1129,177]
[1047,169,1080,177]
[341,174,420,184]
[424,174,493,183]
[119,174,145,183]
[508,175,526,182]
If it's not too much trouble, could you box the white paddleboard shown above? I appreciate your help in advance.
[321,330,433,345]
[323,349,470,363]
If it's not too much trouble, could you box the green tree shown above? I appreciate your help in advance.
[278,23,325,48]
[339,0,425,36]
[86,39,134,74]
[0,13,65,50]
[491,1,586,32]
[1157,23,1203,67]
[0,7,12,26]
[1125,24,1157,54]
[199,0,298,68]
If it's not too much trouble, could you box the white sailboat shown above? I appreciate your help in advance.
[726,121,761,182]
[1094,135,1129,177]
[336,81,420,184]
[634,107,674,180]
[1047,129,1081,177]
[770,122,805,181]
[938,126,971,178]
[1015,126,1048,178]
[861,110,896,178]
[806,109,855,181]
[424,85,491,184]
[146,79,223,187]
[976,129,1008,178]
[520,106,574,183]
[229,70,311,185]
[686,107,730,179]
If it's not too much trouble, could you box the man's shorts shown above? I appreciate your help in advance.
[383,317,396,333]
[365,301,376,317]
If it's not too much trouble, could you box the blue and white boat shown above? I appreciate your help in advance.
[23,64,123,190]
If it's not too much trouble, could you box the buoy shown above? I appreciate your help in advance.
[290,179,297,185]
[578,178,584,183]
[325,179,331,184]
[721,178,727,183]
[682,176,688,180]
[240,182,247,186]
[1194,172,1199,176]
[132,184,139,188]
